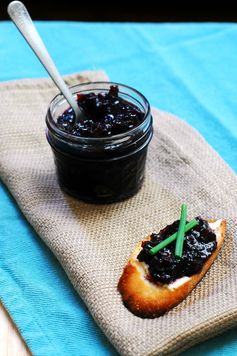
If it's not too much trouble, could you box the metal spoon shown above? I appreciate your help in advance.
[7,1,81,120]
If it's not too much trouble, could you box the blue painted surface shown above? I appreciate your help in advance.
[0,21,236,355]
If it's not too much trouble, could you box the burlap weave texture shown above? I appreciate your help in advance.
[0,71,236,356]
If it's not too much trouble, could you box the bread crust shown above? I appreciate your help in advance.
[118,219,226,318]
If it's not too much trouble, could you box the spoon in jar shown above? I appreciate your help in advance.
[7,1,81,121]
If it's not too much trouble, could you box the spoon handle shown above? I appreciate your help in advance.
[7,1,80,118]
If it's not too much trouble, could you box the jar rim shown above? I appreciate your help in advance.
[46,81,151,143]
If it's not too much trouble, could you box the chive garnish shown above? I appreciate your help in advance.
[175,204,187,258]
[149,219,198,256]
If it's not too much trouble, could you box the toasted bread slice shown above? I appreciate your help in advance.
[118,219,226,318]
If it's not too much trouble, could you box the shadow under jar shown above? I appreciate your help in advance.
[46,82,153,204]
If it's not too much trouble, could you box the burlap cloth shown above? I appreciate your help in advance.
[0,70,237,356]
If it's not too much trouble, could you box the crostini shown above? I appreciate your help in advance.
[118,217,226,318]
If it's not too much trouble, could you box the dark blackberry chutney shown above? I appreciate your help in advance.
[46,82,153,203]
[137,217,217,284]
[57,85,144,137]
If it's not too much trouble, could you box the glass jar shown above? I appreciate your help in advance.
[46,82,153,203]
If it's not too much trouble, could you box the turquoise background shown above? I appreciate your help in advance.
[0,22,236,355]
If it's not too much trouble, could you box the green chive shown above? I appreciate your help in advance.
[175,204,187,258]
[149,218,198,256]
